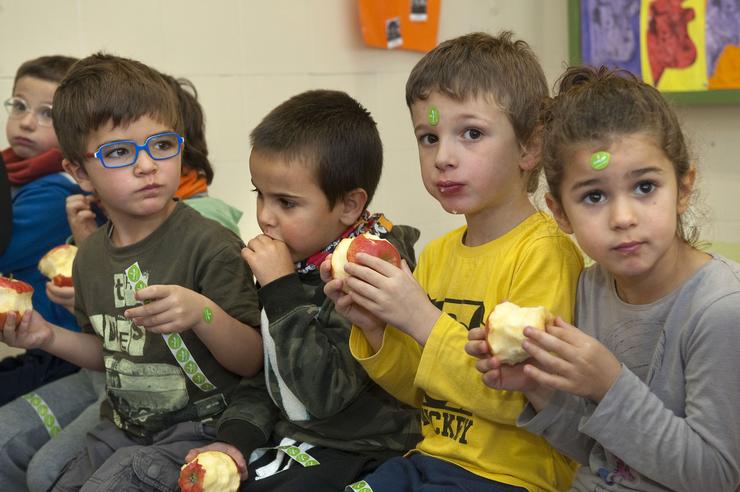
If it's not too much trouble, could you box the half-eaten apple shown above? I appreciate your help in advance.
[486,301,553,365]
[38,244,77,287]
[179,450,240,492]
[0,275,34,327]
[331,232,402,282]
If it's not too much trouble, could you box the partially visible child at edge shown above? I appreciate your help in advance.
[185,89,422,491]
[322,32,584,492]
[0,55,82,405]
[467,66,740,492]
[0,53,263,491]
[1,73,248,492]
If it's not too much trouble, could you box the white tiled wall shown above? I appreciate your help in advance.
[1,0,737,252]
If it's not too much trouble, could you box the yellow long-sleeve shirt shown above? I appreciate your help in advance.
[351,213,584,492]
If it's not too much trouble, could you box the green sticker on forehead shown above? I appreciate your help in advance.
[428,106,440,126]
[591,151,610,170]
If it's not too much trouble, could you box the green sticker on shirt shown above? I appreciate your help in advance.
[277,445,320,467]
[163,333,218,393]
[348,480,374,491]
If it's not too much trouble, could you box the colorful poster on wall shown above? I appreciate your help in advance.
[580,0,740,92]
[358,0,440,52]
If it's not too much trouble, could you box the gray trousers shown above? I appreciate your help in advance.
[0,368,105,492]
[51,418,216,492]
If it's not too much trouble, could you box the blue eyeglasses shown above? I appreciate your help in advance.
[85,132,185,169]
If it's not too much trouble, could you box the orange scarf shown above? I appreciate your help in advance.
[176,168,208,199]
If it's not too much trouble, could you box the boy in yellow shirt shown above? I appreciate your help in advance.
[324,32,583,492]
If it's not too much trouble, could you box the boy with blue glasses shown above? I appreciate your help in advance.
[0,53,264,491]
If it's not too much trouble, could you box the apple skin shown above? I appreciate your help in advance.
[0,276,34,327]
[331,233,401,282]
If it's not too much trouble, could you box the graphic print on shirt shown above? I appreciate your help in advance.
[89,265,189,426]
[420,296,486,444]
[422,395,475,444]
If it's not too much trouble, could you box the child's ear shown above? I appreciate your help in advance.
[545,192,573,234]
[518,127,542,172]
[62,159,96,194]
[677,165,696,214]
[338,188,368,227]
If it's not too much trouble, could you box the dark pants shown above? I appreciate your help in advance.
[244,446,389,492]
[0,349,80,406]
[356,454,529,492]
[50,419,216,491]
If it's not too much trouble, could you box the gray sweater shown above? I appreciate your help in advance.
[519,255,740,492]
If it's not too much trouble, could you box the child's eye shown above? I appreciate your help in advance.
[418,133,438,145]
[582,191,605,205]
[39,106,53,119]
[462,128,482,140]
[153,140,173,151]
[103,146,131,159]
[11,100,28,112]
[279,198,296,209]
[251,188,262,198]
[635,181,656,196]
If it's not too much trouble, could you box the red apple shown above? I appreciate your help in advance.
[331,232,401,282]
[38,244,77,287]
[179,451,240,492]
[0,275,34,327]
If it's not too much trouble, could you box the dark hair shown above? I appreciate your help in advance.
[162,75,214,184]
[541,65,697,244]
[405,31,548,192]
[53,53,181,165]
[13,55,78,91]
[250,89,382,208]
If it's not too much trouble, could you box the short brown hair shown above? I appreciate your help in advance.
[405,31,548,192]
[541,65,697,244]
[13,55,78,91]
[162,75,214,184]
[250,90,382,208]
[53,53,181,165]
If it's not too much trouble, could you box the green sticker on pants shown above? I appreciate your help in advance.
[23,393,62,438]
[348,480,374,491]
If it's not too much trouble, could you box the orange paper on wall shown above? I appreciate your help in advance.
[358,0,440,52]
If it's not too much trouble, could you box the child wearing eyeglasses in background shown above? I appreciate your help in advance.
[0,55,85,406]
[0,53,264,491]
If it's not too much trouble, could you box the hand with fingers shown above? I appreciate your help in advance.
[338,252,441,345]
[1,310,53,349]
[46,283,75,314]
[466,326,543,393]
[123,285,209,334]
[241,234,294,287]
[519,317,621,403]
[65,194,101,245]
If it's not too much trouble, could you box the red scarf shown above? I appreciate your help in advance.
[3,147,64,186]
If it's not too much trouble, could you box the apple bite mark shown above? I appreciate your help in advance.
[178,451,240,492]
[0,276,34,327]
[38,244,77,287]
[486,301,553,365]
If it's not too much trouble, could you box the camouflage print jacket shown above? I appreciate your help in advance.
[217,224,422,458]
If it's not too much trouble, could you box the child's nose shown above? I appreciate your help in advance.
[133,150,157,174]
[19,111,37,130]
[434,139,457,170]
[609,196,637,230]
